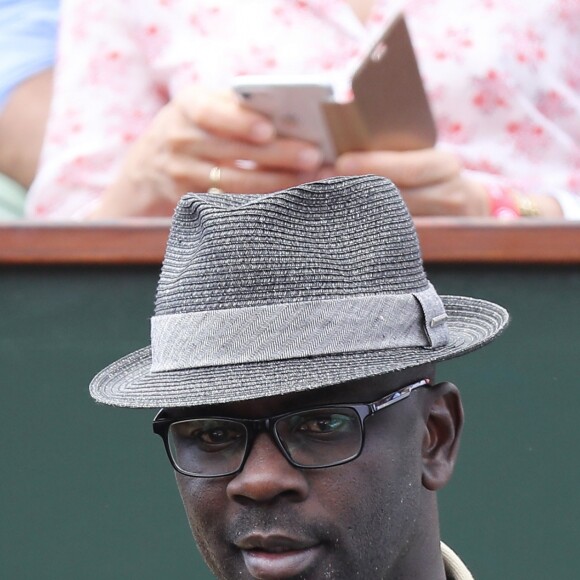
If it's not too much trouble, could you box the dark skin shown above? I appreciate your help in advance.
[169,364,463,580]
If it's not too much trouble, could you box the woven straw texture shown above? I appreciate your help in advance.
[90,175,508,408]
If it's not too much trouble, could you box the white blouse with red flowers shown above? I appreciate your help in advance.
[27,0,580,218]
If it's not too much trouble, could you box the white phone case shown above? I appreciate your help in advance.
[232,77,337,162]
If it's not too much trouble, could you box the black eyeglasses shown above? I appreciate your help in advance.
[153,378,430,478]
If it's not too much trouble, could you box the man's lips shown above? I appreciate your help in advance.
[236,533,317,552]
[235,534,322,579]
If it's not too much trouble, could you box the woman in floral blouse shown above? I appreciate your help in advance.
[27,0,579,219]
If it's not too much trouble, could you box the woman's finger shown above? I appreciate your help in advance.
[179,131,323,172]
[401,176,489,216]
[177,88,276,144]
[335,148,461,187]
[166,154,320,195]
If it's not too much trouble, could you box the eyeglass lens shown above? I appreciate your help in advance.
[167,407,363,477]
[169,419,248,477]
[274,407,362,467]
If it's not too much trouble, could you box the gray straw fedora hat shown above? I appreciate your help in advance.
[90,175,508,408]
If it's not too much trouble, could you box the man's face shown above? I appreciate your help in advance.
[172,367,440,579]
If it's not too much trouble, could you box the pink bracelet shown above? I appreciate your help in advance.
[486,184,520,218]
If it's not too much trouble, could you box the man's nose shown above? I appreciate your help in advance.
[226,432,309,503]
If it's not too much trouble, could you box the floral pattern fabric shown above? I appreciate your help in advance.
[27,0,580,218]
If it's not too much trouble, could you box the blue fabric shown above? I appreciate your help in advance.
[0,0,59,110]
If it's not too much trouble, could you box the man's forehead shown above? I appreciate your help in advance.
[165,364,435,419]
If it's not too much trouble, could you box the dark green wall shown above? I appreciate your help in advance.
[1,264,578,578]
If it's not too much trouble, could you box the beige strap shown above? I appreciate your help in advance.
[441,542,475,580]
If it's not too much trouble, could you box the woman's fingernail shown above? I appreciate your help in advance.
[297,148,323,170]
[251,122,275,141]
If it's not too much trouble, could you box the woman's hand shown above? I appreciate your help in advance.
[90,86,324,218]
[335,148,490,216]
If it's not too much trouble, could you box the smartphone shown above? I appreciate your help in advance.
[232,13,436,161]
[232,77,337,162]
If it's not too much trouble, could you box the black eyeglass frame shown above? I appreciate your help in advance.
[152,378,431,478]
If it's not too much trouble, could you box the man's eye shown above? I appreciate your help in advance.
[173,420,244,449]
[297,414,350,433]
[197,427,242,445]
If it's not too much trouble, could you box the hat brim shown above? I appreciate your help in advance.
[89,296,508,408]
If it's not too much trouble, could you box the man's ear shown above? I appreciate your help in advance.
[421,382,464,491]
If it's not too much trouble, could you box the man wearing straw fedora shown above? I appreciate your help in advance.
[91,175,508,580]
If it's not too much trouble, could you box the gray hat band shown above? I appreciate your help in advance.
[150,284,448,372]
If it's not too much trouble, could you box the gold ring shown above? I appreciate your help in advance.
[207,166,223,194]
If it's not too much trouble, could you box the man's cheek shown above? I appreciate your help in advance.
[178,480,236,575]
[178,478,223,539]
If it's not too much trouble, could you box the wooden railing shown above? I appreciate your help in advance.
[1,219,579,265]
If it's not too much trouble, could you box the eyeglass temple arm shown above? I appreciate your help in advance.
[369,379,431,413]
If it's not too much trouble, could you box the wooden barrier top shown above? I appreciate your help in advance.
[1,218,579,265]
